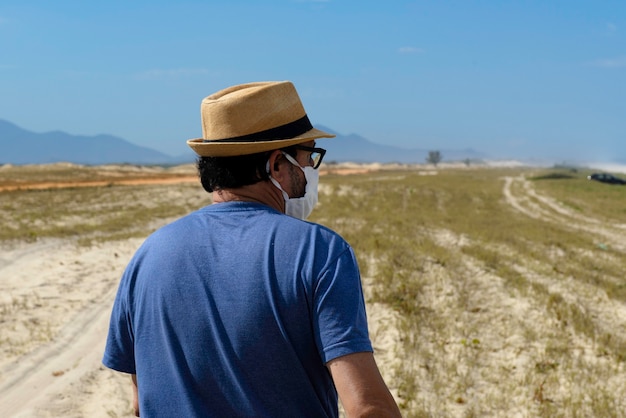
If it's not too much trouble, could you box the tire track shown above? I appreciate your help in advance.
[0,240,139,417]
[502,175,626,252]
[0,289,114,417]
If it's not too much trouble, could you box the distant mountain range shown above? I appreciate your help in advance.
[0,119,190,166]
[318,126,488,164]
[0,119,488,166]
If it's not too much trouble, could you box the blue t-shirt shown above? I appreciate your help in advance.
[103,201,372,417]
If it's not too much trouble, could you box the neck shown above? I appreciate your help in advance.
[211,180,285,213]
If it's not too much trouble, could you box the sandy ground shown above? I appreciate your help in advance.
[0,235,398,418]
[0,163,402,417]
[0,238,142,417]
[0,232,401,418]
[2,166,625,416]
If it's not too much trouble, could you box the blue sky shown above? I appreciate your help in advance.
[1,1,624,162]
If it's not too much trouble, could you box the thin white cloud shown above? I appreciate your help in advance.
[590,57,626,68]
[398,46,424,54]
[135,68,212,80]
[607,22,617,32]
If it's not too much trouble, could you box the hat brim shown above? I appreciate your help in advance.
[187,127,335,157]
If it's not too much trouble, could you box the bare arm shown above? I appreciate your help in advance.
[131,374,140,417]
[327,352,402,418]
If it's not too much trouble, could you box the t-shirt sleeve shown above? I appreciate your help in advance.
[313,246,373,363]
[102,269,137,374]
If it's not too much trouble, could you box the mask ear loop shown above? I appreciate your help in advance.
[281,152,304,170]
[266,151,295,175]
[265,153,279,176]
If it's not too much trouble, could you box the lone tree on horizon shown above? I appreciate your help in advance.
[426,150,442,167]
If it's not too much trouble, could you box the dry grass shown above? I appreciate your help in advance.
[2,163,625,417]
[0,164,206,244]
[314,166,626,417]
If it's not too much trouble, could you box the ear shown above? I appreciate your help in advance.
[268,150,288,182]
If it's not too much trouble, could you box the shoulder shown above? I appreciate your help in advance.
[281,216,352,251]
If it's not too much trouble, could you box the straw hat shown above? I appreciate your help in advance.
[187,81,335,157]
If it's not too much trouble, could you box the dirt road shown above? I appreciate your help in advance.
[502,175,626,341]
[503,175,626,251]
[0,239,140,417]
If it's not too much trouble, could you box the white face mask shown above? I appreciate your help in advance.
[269,152,319,220]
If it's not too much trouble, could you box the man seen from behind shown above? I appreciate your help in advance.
[103,80,402,417]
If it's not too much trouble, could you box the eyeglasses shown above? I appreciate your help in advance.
[293,145,327,169]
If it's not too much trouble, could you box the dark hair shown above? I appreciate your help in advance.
[196,146,298,193]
